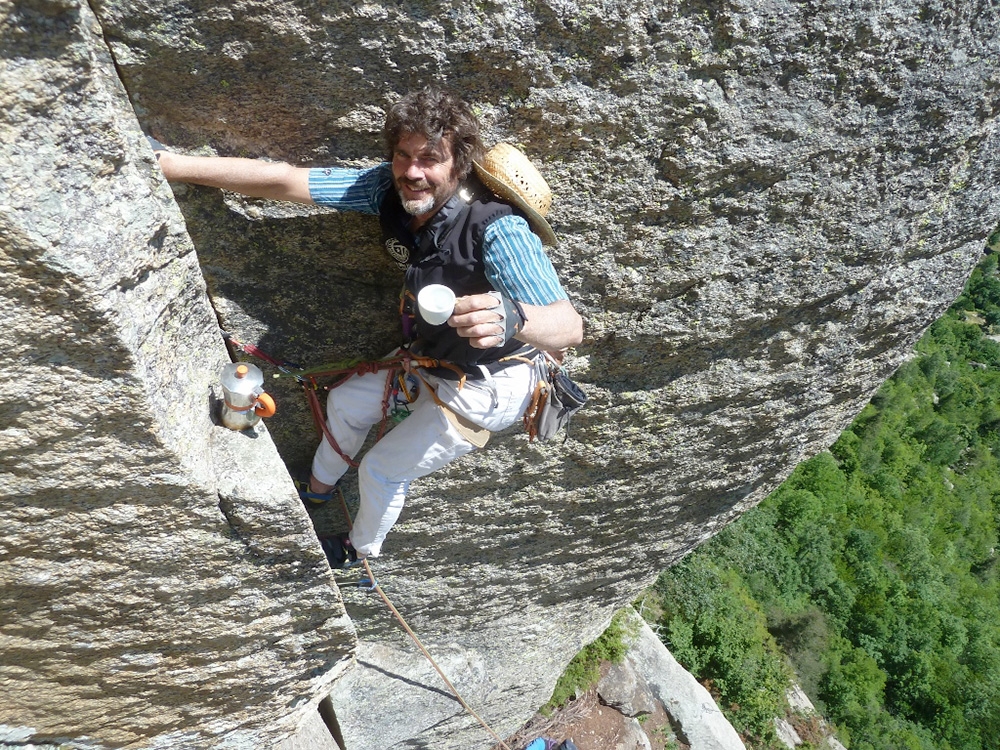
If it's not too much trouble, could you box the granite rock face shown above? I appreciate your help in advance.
[3,0,1000,748]
[1,2,354,748]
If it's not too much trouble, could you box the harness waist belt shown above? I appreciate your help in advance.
[424,345,538,381]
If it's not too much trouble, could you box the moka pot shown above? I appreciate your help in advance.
[220,362,276,430]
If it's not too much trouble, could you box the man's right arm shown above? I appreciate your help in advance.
[156,151,314,204]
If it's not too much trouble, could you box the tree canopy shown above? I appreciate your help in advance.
[651,243,1000,749]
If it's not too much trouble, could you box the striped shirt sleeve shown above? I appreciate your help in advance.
[308,163,393,214]
[482,215,568,306]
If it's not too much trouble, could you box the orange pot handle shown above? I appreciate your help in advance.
[254,392,277,418]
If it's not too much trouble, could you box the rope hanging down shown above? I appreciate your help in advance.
[361,557,512,750]
[336,488,511,746]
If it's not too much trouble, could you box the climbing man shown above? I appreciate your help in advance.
[153,85,583,563]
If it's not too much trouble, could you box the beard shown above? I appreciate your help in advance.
[400,191,436,216]
[397,177,437,216]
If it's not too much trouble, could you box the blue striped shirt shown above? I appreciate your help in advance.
[308,164,567,306]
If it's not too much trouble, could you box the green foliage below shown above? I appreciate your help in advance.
[654,560,790,740]
[653,249,1000,749]
[544,609,637,713]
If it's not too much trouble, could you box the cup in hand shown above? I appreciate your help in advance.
[417,284,456,326]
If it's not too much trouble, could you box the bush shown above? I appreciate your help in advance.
[543,609,637,713]
[655,558,790,740]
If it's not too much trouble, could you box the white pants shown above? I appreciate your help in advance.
[311,357,536,557]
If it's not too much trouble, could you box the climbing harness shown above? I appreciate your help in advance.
[224,333,467,469]
[223,332,565,461]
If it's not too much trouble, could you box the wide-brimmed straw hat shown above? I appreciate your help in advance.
[473,143,557,246]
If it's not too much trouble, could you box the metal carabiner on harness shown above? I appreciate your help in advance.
[389,370,420,422]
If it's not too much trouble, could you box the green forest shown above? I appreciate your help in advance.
[649,239,1000,749]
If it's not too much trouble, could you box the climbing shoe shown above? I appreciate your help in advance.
[320,533,358,569]
[294,476,335,507]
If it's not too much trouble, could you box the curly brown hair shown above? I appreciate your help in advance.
[383,86,484,179]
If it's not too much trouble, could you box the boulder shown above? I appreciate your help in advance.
[598,661,659,718]
[624,613,746,750]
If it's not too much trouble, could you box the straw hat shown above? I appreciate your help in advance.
[473,143,557,246]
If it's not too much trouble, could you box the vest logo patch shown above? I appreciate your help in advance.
[385,238,410,268]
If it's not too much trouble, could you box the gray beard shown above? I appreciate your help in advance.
[400,191,435,217]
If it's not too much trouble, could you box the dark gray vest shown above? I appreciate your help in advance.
[380,176,527,371]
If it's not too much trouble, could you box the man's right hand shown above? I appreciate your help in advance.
[146,135,167,158]
[146,144,314,205]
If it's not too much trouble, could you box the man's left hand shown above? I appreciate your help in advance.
[450,293,511,349]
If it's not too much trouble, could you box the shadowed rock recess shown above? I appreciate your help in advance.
[2,0,998,748]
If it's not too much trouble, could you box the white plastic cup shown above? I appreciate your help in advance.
[417,284,456,325]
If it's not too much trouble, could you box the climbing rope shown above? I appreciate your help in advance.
[332,492,512,748]
[360,557,512,750]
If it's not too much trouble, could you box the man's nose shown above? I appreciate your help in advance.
[404,160,425,180]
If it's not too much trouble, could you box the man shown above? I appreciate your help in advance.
[154,86,583,562]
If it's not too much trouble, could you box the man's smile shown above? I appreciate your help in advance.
[391,132,461,221]
[400,179,431,195]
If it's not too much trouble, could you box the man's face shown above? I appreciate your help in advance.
[391,132,460,222]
